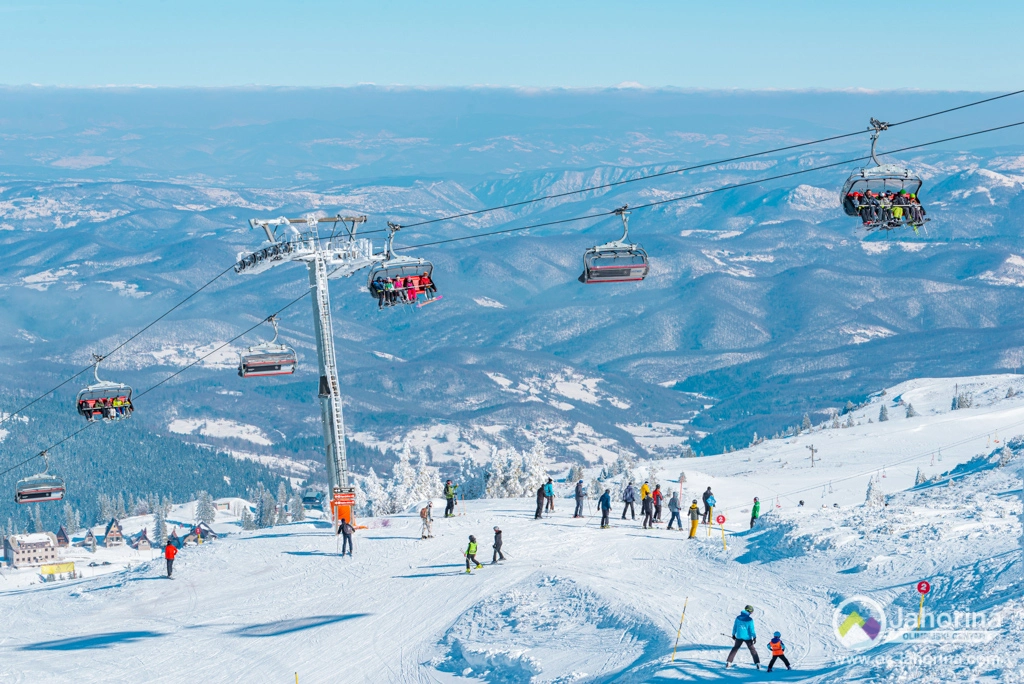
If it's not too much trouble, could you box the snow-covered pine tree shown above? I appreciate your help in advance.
[115,493,127,519]
[566,464,585,484]
[588,476,602,500]
[97,494,114,522]
[63,502,80,536]
[290,494,306,521]
[240,507,256,531]
[957,393,973,409]
[843,400,855,415]
[998,447,1014,467]
[1007,387,1017,398]
[256,489,277,528]
[845,414,855,428]
[678,470,687,484]
[126,494,136,518]
[195,491,216,525]
[410,456,442,507]
[914,468,927,486]
[646,464,661,490]
[802,414,812,431]
[152,507,167,545]
[831,413,841,429]
[906,403,918,418]
[879,404,889,422]
[865,476,885,506]
[276,482,290,525]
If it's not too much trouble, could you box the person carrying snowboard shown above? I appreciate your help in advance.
[652,484,664,523]
[544,478,555,513]
[340,518,354,556]
[641,492,654,529]
[464,535,482,573]
[750,496,761,529]
[766,631,791,672]
[598,488,612,528]
[573,479,585,518]
[420,501,434,539]
[164,540,177,578]
[688,499,700,538]
[702,486,714,524]
[491,526,505,564]
[667,492,682,530]
[726,605,761,669]
[535,484,545,519]
[621,481,636,520]
[444,480,458,518]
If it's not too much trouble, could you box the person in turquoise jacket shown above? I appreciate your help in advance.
[726,605,761,669]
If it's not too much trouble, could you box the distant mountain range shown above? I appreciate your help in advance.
[2,87,1023,493]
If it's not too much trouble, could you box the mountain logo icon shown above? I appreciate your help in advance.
[833,596,887,651]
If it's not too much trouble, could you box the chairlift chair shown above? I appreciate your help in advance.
[367,223,438,308]
[15,452,66,504]
[841,119,929,231]
[238,315,298,378]
[579,206,650,284]
[75,355,134,422]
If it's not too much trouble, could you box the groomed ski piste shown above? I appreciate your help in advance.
[1,375,1021,683]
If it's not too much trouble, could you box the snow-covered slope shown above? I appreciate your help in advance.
[1,375,1021,682]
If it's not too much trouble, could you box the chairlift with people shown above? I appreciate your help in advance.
[367,223,439,309]
[75,355,134,422]
[841,118,929,232]
[237,315,298,378]
[15,451,66,504]
[579,206,650,284]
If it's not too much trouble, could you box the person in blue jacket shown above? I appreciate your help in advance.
[726,605,761,669]
[621,482,636,520]
[598,489,612,528]
[543,478,555,513]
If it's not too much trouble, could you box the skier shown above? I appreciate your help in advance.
[652,484,664,523]
[621,481,636,520]
[641,492,654,529]
[491,526,505,564]
[725,605,760,669]
[598,488,612,528]
[688,499,700,538]
[444,480,459,518]
[464,535,482,573]
[750,496,761,529]
[702,486,714,524]
[420,501,434,539]
[544,478,555,512]
[535,484,545,519]
[639,481,651,502]
[766,631,791,672]
[164,540,177,578]
[667,492,682,530]
[573,479,585,518]
[340,518,354,556]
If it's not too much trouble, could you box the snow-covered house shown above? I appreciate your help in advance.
[128,529,152,551]
[4,532,59,568]
[192,522,217,542]
[76,529,97,550]
[103,519,124,548]
[55,526,70,548]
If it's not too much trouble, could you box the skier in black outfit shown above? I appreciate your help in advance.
[535,485,545,519]
[340,519,354,556]
[491,526,505,563]
[641,493,654,529]
[621,482,636,520]
[573,480,585,518]
[702,486,714,524]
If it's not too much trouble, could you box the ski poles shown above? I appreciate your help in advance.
[671,597,689,662]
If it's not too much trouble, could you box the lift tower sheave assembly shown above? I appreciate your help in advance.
[236,214,377,523]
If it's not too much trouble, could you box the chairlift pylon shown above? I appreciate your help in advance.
[579,206,650,284]
[75,354,133,422]
[841,118,929,232]
[367,222,439,309]
[238,315,298,378]
[15,451,66,504]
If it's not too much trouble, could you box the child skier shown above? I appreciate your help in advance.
[464,535,482,573]
[767,631,791,672]
[688,499,700,538]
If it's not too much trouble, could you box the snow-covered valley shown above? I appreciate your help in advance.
[2,375,1021,682]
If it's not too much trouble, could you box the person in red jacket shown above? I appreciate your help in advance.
[164,542,178,578]
[652,485,664,523]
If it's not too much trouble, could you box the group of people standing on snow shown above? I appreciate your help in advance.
[725,605,792,672]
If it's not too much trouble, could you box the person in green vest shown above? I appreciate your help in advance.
[444,480,459,518]
[750,497,761,529]
[464,535,482,573]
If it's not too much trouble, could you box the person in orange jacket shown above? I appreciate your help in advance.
[766,631,791,672]
[164,541,178,578]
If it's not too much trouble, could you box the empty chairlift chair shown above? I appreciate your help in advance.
[76,354,134,422]
[367,222,438,308]
[579,206,650,284]
[15,452,66,504]
[841,118,929,232]
[238,315,298,378]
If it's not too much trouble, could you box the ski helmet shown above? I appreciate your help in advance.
[493,526,499,531]
[754,497,759,501]
[744,605,754,614]
[773,631,781,638]
[469,535,476,542]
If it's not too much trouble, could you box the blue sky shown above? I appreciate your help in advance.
[1,1,1020,89]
